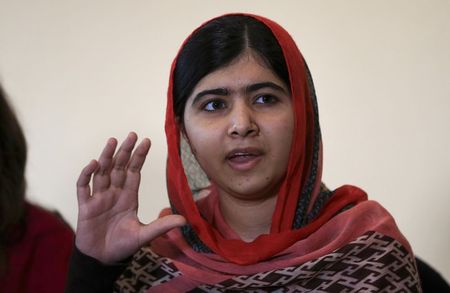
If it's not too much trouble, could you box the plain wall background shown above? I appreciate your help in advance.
[1,0,449,281]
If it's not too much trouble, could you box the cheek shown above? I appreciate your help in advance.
[265,114,295,165]
[184,120,222,165]
[265,113,294,143]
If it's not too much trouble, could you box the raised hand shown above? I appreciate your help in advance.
[75,132,186,264]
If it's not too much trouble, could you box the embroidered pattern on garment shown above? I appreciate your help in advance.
[115,232,421,292]
[114,249,181,292]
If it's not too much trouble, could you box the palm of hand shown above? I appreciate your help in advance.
[75,133,185,264]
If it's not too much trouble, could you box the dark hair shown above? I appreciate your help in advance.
[173,15,290,121]
[0,84,27,273]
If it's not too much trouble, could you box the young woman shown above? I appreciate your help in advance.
[0,84,74,292]
[68,14,422,292]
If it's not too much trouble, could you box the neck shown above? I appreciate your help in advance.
[218,191,277,242]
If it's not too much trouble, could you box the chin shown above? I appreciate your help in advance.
[224,180,280,201]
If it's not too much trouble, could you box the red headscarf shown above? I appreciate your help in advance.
[165,13,367,265]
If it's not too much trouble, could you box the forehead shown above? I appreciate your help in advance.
[190,51,286,94]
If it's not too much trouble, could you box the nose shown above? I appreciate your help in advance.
[227,102,259,137]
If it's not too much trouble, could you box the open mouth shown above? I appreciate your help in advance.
[226,148,263,171]
[228,152,257,160]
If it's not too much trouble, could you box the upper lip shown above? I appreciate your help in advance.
[226,147,263,159]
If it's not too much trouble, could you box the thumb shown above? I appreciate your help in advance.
[138,214,187,245]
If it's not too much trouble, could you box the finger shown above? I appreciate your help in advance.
[138,215,186,246]
[123,138,151,193]
[92,138,118,193]
[76,160,98,204]
[110,132,139,188]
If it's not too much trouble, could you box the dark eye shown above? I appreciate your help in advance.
[203,99,226,112]
[254,95,278,104]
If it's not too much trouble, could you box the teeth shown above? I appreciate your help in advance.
[227,149,261,160]
[230,153,252,158]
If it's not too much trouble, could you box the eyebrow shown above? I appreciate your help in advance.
[191,81,287,106]
[247,82,286,94]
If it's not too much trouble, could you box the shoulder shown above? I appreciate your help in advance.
[334,198,413,253]
[2,202,74,292]
[18,202,74,259]
[24,202,74,240]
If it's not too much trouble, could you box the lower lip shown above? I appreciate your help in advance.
[227,155,262,171]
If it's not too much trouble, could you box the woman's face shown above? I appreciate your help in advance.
[183,51,294,201]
